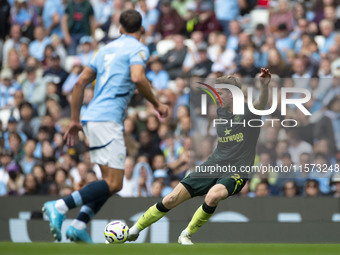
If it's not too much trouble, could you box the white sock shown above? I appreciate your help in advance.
[182,229,191,236]
[55,199,69,214]
[71,219,87,230]
[129,225,140,235]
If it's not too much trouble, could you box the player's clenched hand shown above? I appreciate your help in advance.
[259,68,271,86]
[63,121,83,146]
[156,103,169,118]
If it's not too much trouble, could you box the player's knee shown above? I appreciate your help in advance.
[162,194,178,209]
[105,179,122,194]
[205,191,225,207]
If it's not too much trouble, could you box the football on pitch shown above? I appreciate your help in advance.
[104,221,129,244]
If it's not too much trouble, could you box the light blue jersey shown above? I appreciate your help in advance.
[82,35,149,126]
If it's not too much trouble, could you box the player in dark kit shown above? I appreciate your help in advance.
[128,68,271,245]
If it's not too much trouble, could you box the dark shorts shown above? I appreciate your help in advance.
[180,172,247,197]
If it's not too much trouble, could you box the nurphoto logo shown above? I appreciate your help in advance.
[197,82,312,128]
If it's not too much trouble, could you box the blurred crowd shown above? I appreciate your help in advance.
[0,0,340,198]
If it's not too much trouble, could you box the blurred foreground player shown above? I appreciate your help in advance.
[43,9,168,243]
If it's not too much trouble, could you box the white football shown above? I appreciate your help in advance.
[104,221,129,244]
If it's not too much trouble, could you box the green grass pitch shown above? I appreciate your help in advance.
[1,243,340,255]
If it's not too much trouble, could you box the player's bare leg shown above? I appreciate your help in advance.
[178,184,229,245]
[128,183,191,241]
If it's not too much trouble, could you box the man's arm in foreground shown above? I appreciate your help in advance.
[130,64,168,118]
[64,67,96,145]
[252,68,271,110]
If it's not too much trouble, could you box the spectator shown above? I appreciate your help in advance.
[17,102,41,139]
[41,140,55,162]
[283,181,299,197]
[269,0,294,33]
[252,24,266,50]
[124,117,140,158]
[31,164,48,194]
[69,162,86,189]
[304,179,320,197]
[309,153,332,195]
[236,49,260,78]
[0,69,21,109]
[275,24,295,62]
[194,1,221,37]
[42,0,65,38]
[214,0,240,35]
[50,34,67,66]
[54,167,68,191]
[227,20,241,51]
[3,116,27,148]
[146,114,161,146]
[10,0,38,39]
[291,18,309,51]
[159,34,187,80]
[33,126,50,159]
[255,181,270,197]
[43,52,69,106]
[182,31,204,74]
[21,64,47,116]
[319,19,336,55]
[6,161,24,195]
[77,36,94,66]
[151,179,164,197]
[295,152,312,191]
[41,44,55,70]
[18,139,38,175]
[62,0,95,55]
[331,173,340,198]
[147,59,169,91]
[132,162,153,197]
[323,5,340,30]
[18,37,30,68]
[156,0,185,38]
[23,173,39,195]
[28,25,51,61]
[2,24,21,68]
[190,42,213,78]
[153,169,172,196]
[137,0,159,41]
[7,48,23,77]
[9,132,24,162]
[138,130,162,161]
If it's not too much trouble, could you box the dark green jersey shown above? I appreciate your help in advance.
[204,103,261,168]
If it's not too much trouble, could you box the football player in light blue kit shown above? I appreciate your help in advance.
[43,9,168,243]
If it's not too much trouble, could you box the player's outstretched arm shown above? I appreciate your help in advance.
[64,67,96,146]
[131,64,169,118]
[252,68,271,111]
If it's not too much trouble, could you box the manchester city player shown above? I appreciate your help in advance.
[128,68,271,245]
[43,10,168,243]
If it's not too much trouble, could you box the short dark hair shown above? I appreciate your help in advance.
[119,10,142,33]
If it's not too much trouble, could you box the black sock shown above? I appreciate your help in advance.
[202,202,216,214]
[76,195,110,224]
[63,180,110,210]
[156,201,170,212]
